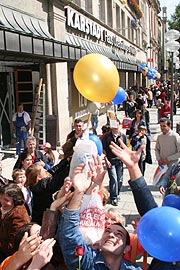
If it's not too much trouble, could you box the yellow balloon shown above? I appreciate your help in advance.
[73,53,120,103]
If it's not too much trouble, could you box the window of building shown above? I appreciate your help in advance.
[83,0,92,13]
[116,4,120,31]
[99,0,105,22]
[121,9,125,36]
[136,28,140,46]
[73,0,81,5]
[107,0,113,27]
[128,17,131,40]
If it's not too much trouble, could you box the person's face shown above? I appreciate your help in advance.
[0,194,14,211]
[139,129,146,136]
[129,95,134,101]
[160,122,171,134]
[26,140,36,153]
[136,111,142,118]
[22,155,33,170]
[30,223,41,237]
[74,122,84,135]
[14,173,26,187]
[17,105,23,113]
[100,224,129,256]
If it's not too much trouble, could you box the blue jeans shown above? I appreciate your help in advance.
[16,128,28,155]
[91,114,98,130]
[108,160,123,200]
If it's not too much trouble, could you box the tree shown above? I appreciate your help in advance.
[168,3,180,30]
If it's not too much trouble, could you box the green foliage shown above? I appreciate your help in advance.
[168,3,180,30]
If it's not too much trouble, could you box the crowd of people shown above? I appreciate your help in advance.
[0,80,180,270]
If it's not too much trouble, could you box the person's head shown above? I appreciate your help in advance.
[100,223,130,257]
[101,124,110,135]
[41,142,52,153]
[14,222,41,251]
[12,169,26,188]
[135,109,143,120]
[111,118,121,133]
[105,208,126,228]
[0,183,25,211]
[159,118,171,134]
[25,164,50,187]
[26,136,37,154]
[129,94,134,101]
[17,103,24,113]
[138,125,147,136]
[74,118,84,135]
[20,152,33,170]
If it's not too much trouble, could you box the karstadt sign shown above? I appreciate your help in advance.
[65,6,136,56]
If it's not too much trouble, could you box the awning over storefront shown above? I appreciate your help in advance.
[0,4,86,63]
[66,33,139,71]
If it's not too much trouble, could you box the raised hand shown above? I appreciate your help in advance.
[109,139,143,180]
[27,238,56,270]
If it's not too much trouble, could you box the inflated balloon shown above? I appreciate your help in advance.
[137,206,180,262]
[89,133,103,155]
[154,72,161,80]
[73,54,120,103]
[140,64,148,76]
[112,87,126,105]
[163,194,180,210]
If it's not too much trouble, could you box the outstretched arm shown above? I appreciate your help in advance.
[110,139,157,216]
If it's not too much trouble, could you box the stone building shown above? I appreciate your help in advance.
[0,0,161,148]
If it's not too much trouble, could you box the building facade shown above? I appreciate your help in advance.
[0,0,161,148]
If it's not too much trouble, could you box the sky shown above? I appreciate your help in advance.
[159,0,179,20]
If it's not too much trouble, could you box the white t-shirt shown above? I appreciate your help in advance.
[12,111,31,125]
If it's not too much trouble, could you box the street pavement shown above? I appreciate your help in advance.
[1,107,180,228]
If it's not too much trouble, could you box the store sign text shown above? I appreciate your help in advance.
[65,7,136,56]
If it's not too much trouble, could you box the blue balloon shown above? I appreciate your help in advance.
[163,194,180,210]
[112,87,126,105]
[137,206,180,262]
[140,64,147,71]
[89,133,103,155]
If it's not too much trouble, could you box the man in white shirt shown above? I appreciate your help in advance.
[12,103,31,156]
[87,101,101,133]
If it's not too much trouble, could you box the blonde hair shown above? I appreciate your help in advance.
[100,187,110,206]
[138,125,147,132]
[106,207,126,226]
[25,164,51,187]
[12,169,25,181]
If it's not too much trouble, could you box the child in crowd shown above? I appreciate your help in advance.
[12,169,32,217]
[131,126,147,175]
[41,142,55,168]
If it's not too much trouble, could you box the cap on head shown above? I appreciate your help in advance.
[41,142,51,149]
